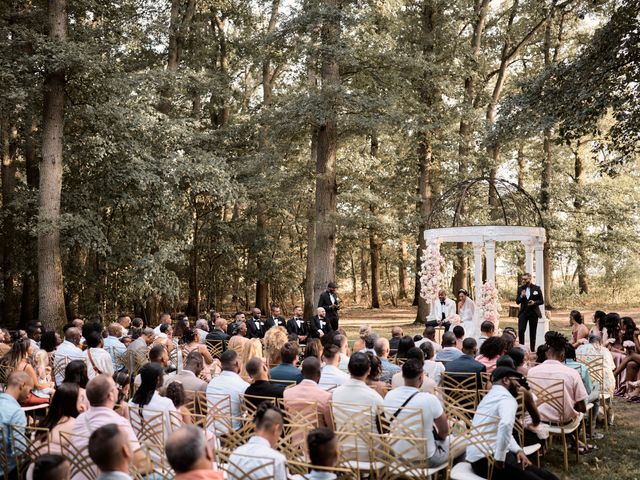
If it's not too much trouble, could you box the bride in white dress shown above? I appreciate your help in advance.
[457,289,477,338]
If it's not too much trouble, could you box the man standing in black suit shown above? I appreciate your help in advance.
[310,307,333,339]
[246,307,266,339]
[286,306,309,343]
[265,304,287,332]
[516,273,544,350]
[318,282,340,330]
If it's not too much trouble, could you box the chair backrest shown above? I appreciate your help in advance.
[576,354,605,390]
[214,416,255,464]
[240,394,277,419]
[0,364,13,391]
[279,399,320,429]
[442,371,488,391]
[59,430,100,480]
[287,459,358,479]
[527,377,568,424]
[0,427,8,480]
[206,393,233,435]
[129,406,166,450]
[206,340,226,359]
[11,425,50,479]
[224,451,276,480]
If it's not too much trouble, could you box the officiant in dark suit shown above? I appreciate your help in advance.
[516,272,544,350]
[318,282,340,330]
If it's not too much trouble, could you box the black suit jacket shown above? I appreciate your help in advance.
[205,329,230,342]
[309,315,333,338]
[318,291,339,323]
[516,284,544,318]
[246,317,266,339]
[243,380,286,409]
[286,317,309,337]
[265,316,287,331]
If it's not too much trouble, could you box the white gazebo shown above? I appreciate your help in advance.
[424,178,548,348]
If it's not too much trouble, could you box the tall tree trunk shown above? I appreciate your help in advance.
[350,251,359,303]
[360,243,370,305]
[313,0,340,306]
[1,122,18,324]
[38,0,67,330]
[398,241,408,300]
[21,116,39,324]
[187,211,200,316]
[572,142,588,294]
[369,133,382,309]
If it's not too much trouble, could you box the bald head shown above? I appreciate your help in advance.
[215,318,227,332]
[7,371,33,403]
[316,307,326,318]
[301,356,322,383]
[65,327,81,345]
[391,326,403,338]
[374,337,390,358]
[107,323,123,338]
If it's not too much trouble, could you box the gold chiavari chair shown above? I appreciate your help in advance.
[11,425,50,479]
[0,364,13,392]
[206,340,226,359]
[513,392,542,465]
[205,393,233,437]
[240,394,278,420]
[129,407,167,455]
[0,428,8,480]
[51,354,70,386]
[528,377,585,470]
[276,422,312,462]
[129,443,173,480]
[183,389,207,417]
[214,418,256,464]
[577,354,612,431]
[59,431,100,480]
[270,378,297,388]
[287,459,358,479]
[279,399,320,429]
[221,452,276,480]
[446,406,499,480]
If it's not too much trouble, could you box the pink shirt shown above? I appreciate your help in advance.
[72,406,140,451]
[283,379,333,428]
[176,471,224,480]
[528,360,588,423]
[475,355,498,374]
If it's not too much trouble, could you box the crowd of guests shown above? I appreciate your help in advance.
[0,305,638,480]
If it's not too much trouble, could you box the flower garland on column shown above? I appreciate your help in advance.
[479,281,502,327]
[419,244,445,303]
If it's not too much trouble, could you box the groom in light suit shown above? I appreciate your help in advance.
[426,290,457,332]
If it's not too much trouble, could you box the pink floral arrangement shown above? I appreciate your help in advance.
[450,314,461,326]
[419,244,445,303]
[479,281,502,327]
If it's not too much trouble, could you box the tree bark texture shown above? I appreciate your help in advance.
[1,122,19,324]
[369,133,382,309]
[573,143,588,294]
[38,0,68,330]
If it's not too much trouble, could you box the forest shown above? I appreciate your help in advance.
[0,0,638,330]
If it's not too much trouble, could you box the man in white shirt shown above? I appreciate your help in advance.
[319,344,349,390]
[227,403,289,480]
[426,290,456,332]
[435,332,464,363]
[83,331,114,379]
[117,314,131,337]
[415,326,442,353]
[384,359,449,465]
[153,313,172,336]
[206,349,249,434]
[103,323,127,371]
[331,352,384,460]
[467,367,558,480]
[54,327,84,384]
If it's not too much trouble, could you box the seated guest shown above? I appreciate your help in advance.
[166,381,193,424]
[291,428,339,480]
[319,344,349,389]
[384,359,449,465]
[244,357,286,408]
[165,425,223,480]
[129,363,179,443]
[195,319,210,343]
[283,357,333,428]
[1,338,52,405]
[396,336,416,360]
[507,347,529,376]
[127,327,155,355]
[240,338,264,381]
[476,321,495,350]
[304,339,323,360]
[206,350,249,434]
[375,338,400,383]
[445,338,486,376]
[0,371,32,477]
[264,327,288,366]
[366,353,387,397]
[570,310,590,348]
[577,334,615,396]
[360,333,378,355]
[133,344,169,387]
[269,342,303,384]
[391,348,436,393]
[466,366,559,480]
[310,308,333,339]
[227,322,249,356]
[72,374,147,476]
[163,351,207,403]
[154,313,173,336]
[435,332,463,363]
[88,424,133,480]
[286,306,309,343]
[419,342,445,385]
[332,353,384,453]
[62,360,89,411]
[228,402,288,480]
[182,327,216,375]
[528,332,587,424]
[452,325,465,350]
[332,335,350,371]
[35,383,81,454]
[54,327,84,384]
[565,343,600,414]
[415,327,441,353]
[389,327,403,352]
[83,331,114,379]
[103,323,127,370]
[475,335,507,374]
[205,318,230,344]
[32,454,70,480]
[352,325,371,353]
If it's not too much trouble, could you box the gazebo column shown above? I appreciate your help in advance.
[485,240,496,285]
[472,241,483,307]
[524,240,534,274]
[534,241,548,347]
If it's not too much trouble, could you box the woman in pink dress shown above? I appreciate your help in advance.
[475,336,507,374]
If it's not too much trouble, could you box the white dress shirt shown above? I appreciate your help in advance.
[423,360,446,384]
[384,386,443,459]
[83,347,114,379]
[103,336,126,369]
[228,436,288,480]
[415,337,442,353]
[196,328,208,343]
[54,340,84,384]
[466,385,521,463]
[128,391,180,461]
[206,370,249,432]
[319,365,349,390]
